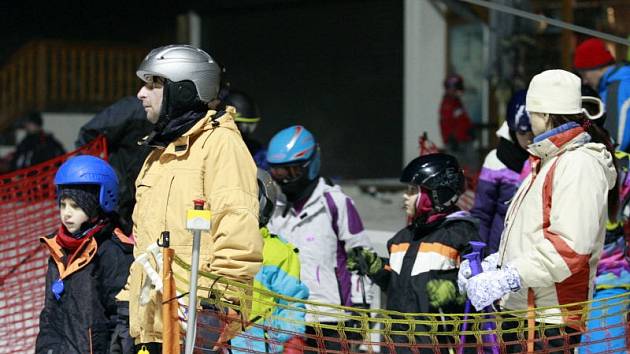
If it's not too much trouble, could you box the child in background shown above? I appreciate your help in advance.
[230,169,309,353]
[35,155,134,354]
[470,90,533,255]
[349,153,478,353]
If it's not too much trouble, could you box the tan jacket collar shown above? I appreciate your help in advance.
[162,106,240,157]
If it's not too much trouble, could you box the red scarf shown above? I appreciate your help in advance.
[414,191,449,224]
[55,222,106,252]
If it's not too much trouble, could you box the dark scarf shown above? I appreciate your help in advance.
[146,110,207,147]
[496,137,529,173]
[281,177,320,216]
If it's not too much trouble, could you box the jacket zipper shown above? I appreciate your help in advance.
[88,327,93,354]
[163,176,175,229]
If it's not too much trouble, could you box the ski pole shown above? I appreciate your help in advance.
[184,200,212,354]
[458,251,480,354]
[463,243,499,354]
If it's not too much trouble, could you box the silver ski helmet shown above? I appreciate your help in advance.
[137,45,221,104]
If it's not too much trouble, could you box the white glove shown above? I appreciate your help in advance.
[466,265,521,311]
[457,253,499,294]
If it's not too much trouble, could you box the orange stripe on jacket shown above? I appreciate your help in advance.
[418,242,459,261]
[390,243,410,254]
[542,156,590,329]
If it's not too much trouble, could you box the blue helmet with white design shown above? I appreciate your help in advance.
[54,155,119,213]
[506,89,532,133]
[266,125,320,183]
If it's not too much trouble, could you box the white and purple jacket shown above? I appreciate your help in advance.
[470,124,529,255]
[268,177,373,323]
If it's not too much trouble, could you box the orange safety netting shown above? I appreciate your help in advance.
[0,137,107,354]
[169,254,629,354]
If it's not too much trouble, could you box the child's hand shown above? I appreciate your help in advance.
[427,279,463,308]
[347,248,382,276]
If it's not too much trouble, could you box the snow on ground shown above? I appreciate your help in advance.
[338,179,407,257]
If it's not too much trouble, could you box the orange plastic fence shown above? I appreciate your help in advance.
[0,136,107,353]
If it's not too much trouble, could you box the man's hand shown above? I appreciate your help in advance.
[347,247,382,276]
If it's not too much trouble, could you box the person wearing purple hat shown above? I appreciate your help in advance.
[470,89,534,256]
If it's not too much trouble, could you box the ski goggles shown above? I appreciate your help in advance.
[269,161,309,184]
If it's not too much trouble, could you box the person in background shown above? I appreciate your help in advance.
[11,111,65,171]
[574,37,630,152]
[35,155,133,354]
[439,74,474,166]
[579,83,630,354]
[223,90,268,169]
[231,169,309,353]
[266,125,374,353]
[76,96,154,234]
[470,90,533,256]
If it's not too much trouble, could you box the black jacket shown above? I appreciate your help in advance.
[76,97,153,233]
[11,131,65,170]
[370,211,479,353]
[35,224,133,354]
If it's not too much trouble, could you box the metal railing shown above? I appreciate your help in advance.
[0,40,147,131]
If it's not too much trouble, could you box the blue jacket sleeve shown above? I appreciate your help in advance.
[615,83,630,152]
[265,265,309,343]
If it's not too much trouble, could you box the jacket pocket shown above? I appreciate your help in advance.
[134,173,162,223]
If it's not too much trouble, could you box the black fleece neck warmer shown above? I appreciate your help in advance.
[496,137,529,173]
[144,79,209,147]
[281,177,319,203]
[148,110,207,147]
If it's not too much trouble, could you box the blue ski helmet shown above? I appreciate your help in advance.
[54,155,119,213]
[267,125,320,182]
[506,90,531,133]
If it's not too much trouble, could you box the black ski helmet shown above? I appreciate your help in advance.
[400,153,465,212]
[225,90,260,121]
[225,90,261,136]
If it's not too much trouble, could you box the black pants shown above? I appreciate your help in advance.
[304,324,343,353]
[501,316,582,353]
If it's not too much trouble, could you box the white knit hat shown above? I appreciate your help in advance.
[526,70,583,115]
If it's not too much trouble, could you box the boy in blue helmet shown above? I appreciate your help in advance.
[35,155,134,354]
[470,89,534,256]
[266,125,375,352]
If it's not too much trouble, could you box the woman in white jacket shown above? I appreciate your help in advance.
[459,69,618,352]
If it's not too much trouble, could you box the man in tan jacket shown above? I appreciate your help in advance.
[124,44,262,353]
